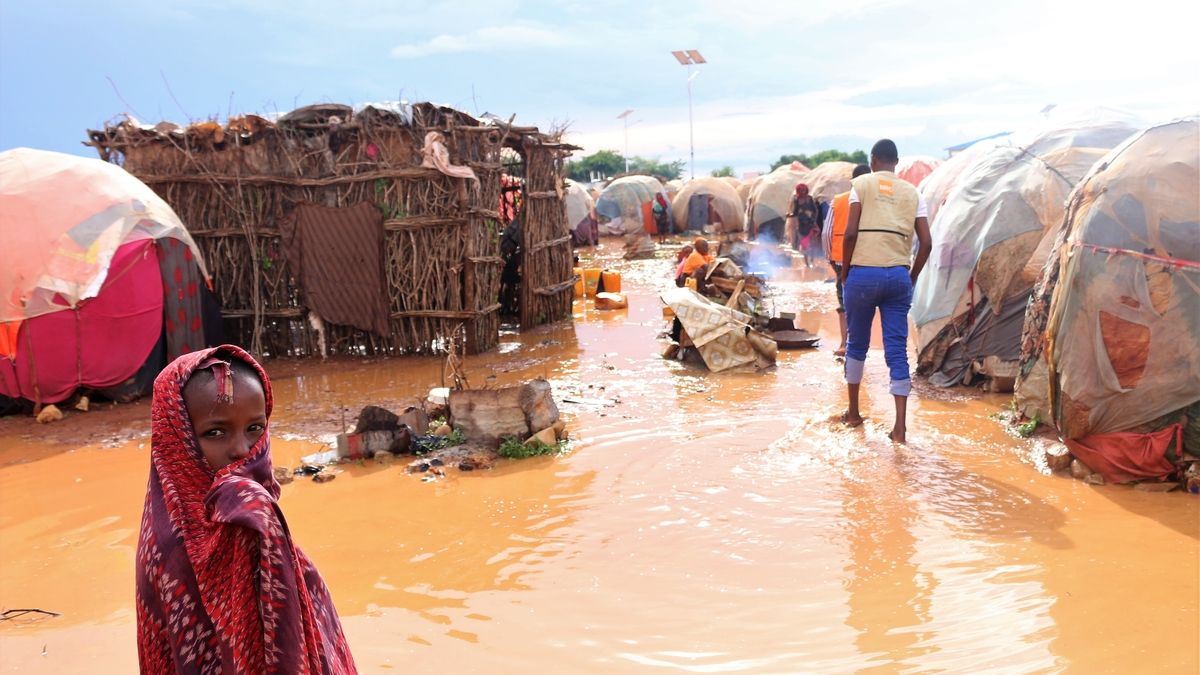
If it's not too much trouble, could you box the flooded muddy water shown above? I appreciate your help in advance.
[1,241,1196,673]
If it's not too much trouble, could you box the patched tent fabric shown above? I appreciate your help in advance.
[911,119,1138,386]
[671,177,745,234]
[0,147,206,322]
[661,287,776,372]
[0,148,212,405]
[804,161,856,202]
[596,175,665,235]
[1016,117,1199,442]
[920,139,1003,226]
[747,169,806,243]
[896,155,942,187]
[564,178,597,246]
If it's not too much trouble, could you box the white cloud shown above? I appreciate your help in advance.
[391,23,567,59]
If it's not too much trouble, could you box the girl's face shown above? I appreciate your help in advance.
[184,371,268,471]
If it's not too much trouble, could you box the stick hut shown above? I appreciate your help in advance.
[86,102,576,357]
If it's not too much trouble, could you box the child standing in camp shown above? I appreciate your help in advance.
[135,346,357,674]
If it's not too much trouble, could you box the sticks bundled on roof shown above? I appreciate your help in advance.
[87,102,576,357]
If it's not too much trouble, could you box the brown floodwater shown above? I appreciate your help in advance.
[1,241,1196,673]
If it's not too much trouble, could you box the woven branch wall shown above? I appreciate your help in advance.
[88,103,569,357]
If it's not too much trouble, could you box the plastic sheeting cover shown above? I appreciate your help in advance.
[1017,117,1200,438]
[804,161,856,202]
[596,175,665,227]
[747,169,807,237]
[896,155,943,187]
[563,178,596,232]
[0,148,207,323]
[671,177,745,232]
[911,119,1138,343]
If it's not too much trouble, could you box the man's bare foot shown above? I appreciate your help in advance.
[839,411,864,428]
[889,428,906,443]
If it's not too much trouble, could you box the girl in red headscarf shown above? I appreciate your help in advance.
[788,183,821,268]
[135,345,356,674]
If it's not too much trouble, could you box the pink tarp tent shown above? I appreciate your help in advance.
[0,148,210,406]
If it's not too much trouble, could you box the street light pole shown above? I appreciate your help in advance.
[671,50,706,181]
[617,109,634,173]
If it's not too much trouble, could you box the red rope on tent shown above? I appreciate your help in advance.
[1075,241,1200,270]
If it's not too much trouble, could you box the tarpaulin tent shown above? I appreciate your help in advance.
[896,155,942,187]
[912,119,1138,387]
[671,177,744,234]
[804,161,856,202]
[0,148,215,408]
[596,175,665,235]
[1016,117,1199,451]
[564,178,598,246]
[920,139,1004,226]
[735,180,755,211]
[747,169,806,243]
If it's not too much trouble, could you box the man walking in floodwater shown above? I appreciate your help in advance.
[839,139,932,443]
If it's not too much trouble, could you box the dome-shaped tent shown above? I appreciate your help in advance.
[912,119,1138,387]
[804,161,856,202]
[920,139,1004,226]
[1016,117,1199,457]
[896,155,943,187]
[595,175,665,236]
[0,148,216,408]
[671,177,744,234]
[747,169,806,243]
[564,178,598,246]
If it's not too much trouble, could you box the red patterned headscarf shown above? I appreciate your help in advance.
[794,183,810,198]
[136,345,356,674]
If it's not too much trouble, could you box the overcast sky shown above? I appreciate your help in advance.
[2,0,1197,177]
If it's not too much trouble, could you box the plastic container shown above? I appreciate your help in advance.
[600,270,622,294]
[573,267,584,298]
[583,268,602,296]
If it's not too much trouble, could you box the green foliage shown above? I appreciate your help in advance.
[565,151,684,181]
[565,150,624,181]
[627,156,684,180]
[770,149,868,172]
[710,165,735,178]
[497,436,564,459]
[1017,415,1040,438]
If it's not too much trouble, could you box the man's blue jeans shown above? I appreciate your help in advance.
[843,266,913,396]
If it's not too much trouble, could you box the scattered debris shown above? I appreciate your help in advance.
[0,608,60,622]
[1044,443,1073,472]
[74,396,90,412]
[594,292,628,310]
[312,471,338,484]
[273,466,295,485]
[35,405,63,424]
[450,379,560,447]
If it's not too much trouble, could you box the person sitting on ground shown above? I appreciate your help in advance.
[822,163,872,357]
[840,139,932,443]
[673,244,694,286]
[676,237,714,285]
[136,346,357,673]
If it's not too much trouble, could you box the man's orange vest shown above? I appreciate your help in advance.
[830,191,850,263]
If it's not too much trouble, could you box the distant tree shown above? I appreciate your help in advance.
[565,151,685,182]
[628,156,685,180]
[770,149,867,171]
[565,150,625,182]
[710,165,735,177]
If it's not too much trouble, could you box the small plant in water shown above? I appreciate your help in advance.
[1017,415,1040,438]
[497,436,565,459]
